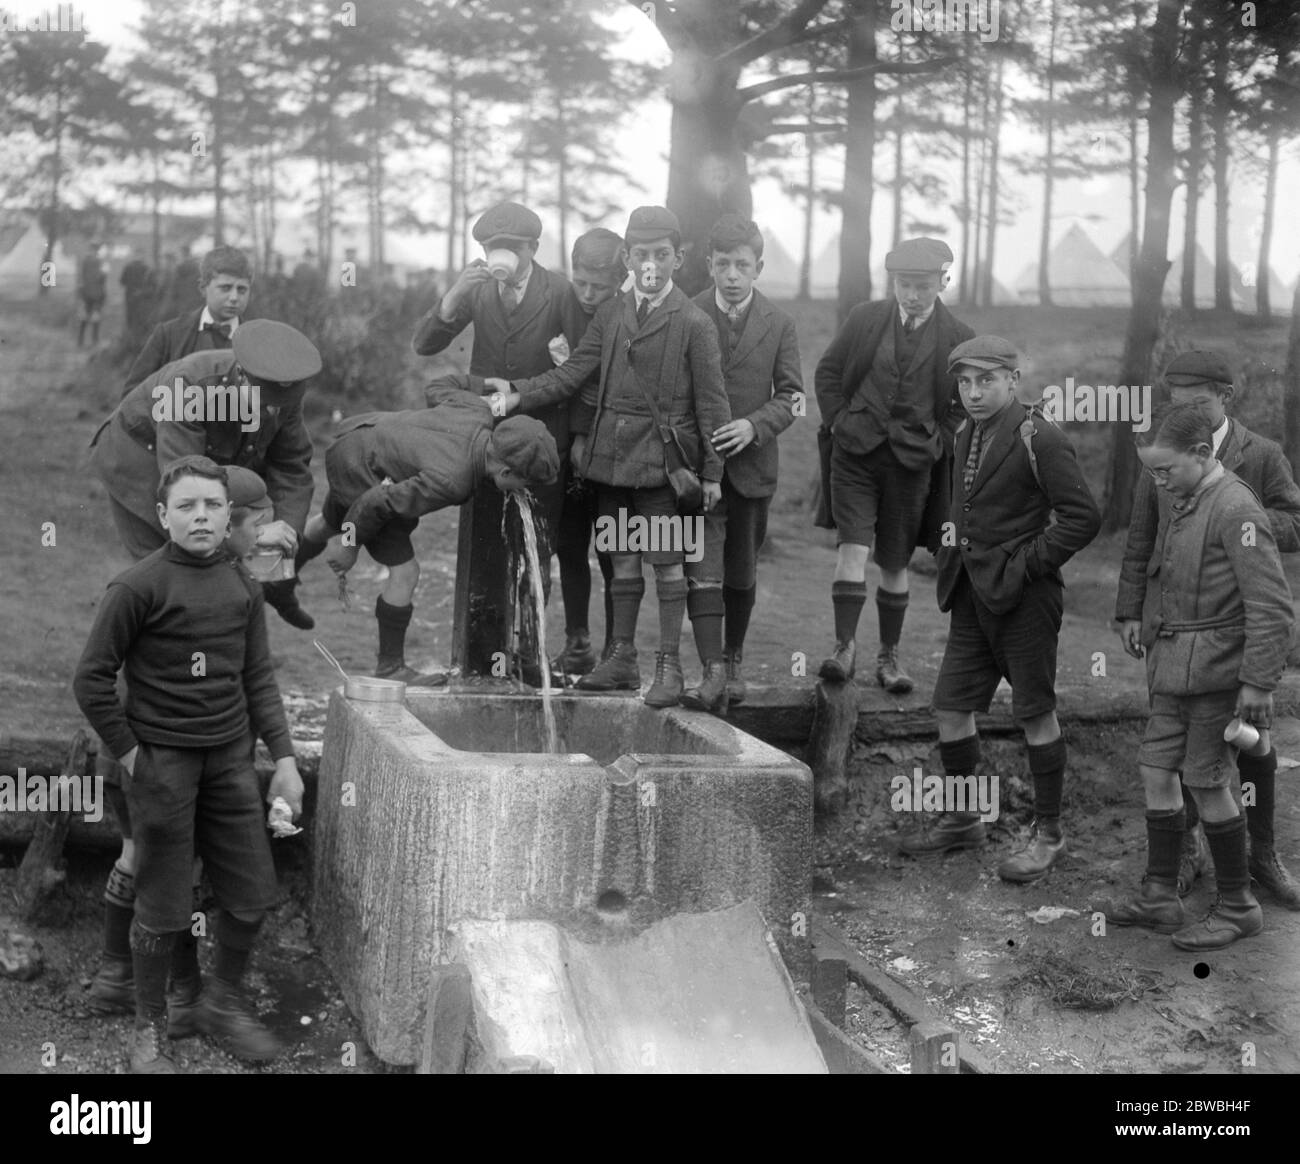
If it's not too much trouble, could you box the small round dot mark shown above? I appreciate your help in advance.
[1193,962,1210,979]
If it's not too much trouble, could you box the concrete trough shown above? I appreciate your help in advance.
[311,688,813,1066]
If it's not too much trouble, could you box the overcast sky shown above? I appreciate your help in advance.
[27,0,1300,285]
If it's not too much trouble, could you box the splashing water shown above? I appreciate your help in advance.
[511,492,558,754]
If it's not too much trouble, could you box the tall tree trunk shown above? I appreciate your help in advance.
[1180,12,1202,312]
[557,96,570,272]
[980,56,1005,308]
[1256,123,1278,322]
[43,84,62,296]
[971,67,990,302]
[448,76,461,276]
[1037,0,1058,308]
[891,120,904,249]
[959,67,972,304]
[1127,106,1140,285]
[798,86,814,302]
[1104,0,1184,533]
[211,0,225,246]
[151,150,162,270]
[1211,34,1231,311]
[1284,273,1300,471]
[837,0,877,323]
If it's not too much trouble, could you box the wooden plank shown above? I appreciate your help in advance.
[803,999,886,1075]
[910,1020,960,1075]
[813,919,996,1075]
[416,963,473,1075]
[807,680,859,812]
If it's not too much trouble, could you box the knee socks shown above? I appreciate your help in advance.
[129,921,178,1021]
[609,577,645,643]
[103,863,135,962]
[1146,807,1187,885]
[687,584,725,665]
[375,596,413,666]
[1203,814,1251,895]
[1027,737,1067,821]
[831,580,867,643]
[656,575,689,656]
[876,587,909,649]
[723,584,755,654]
[214,912,263,988]
[1238,747,1277,849]
[940,735,981,819]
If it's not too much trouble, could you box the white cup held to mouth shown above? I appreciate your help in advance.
[486,248,519,281]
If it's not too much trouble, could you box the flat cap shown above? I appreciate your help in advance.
[948,335,1019,373]
[492,417,560,487]
[624,206,681,245]
[473,201,542,245]
[1164,349,1234,388]
[223,465,271,511]
[885,237,954,273]
[232,319,321,385]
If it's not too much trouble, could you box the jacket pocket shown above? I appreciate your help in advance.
[1189,624,1246,691]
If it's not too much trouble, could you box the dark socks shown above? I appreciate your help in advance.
[723,584,755,654]
[171,885,203,984]
[688,585,725,664]
[213,913,262,987]
[939,735,981,820]
[1239,747,1277,848]
[609,576,645,643]
[375,596,413,665]
[103,864,134,962]
[656,576,688,656]
[876,587,909,649]
[129,921,178,1021]
[1203,814,1251,894]
[1027,737,1067,820]
[598,554,614,648]
[1146,807,1187,884]
[831,580,868,643]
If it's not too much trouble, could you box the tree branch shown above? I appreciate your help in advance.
[737,58,955,103]
[717,0,831,68]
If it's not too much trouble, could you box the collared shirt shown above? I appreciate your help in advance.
[1211,417,1230,457]
[198,307,239,337]
[500,260,532,306]
[715,289,754,320]
[898,301,936,330]
[634,279,674,317]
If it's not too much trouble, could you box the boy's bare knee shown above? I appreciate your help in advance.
[654,562,684,582]
[935,709,976,739]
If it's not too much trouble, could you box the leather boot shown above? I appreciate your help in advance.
[681,661,728,714]
[559,628,596,675]
[373,660,447,687]
[130,1014,179,1074]
[577,639,639,691]
[644,652,684,708]
[261,578,315,630]
[1176,823,1208,897]
[1101,877,1185,933]
[723,648,746,705]
[998,817,1067,883]
[818,639,856,682]
[198,978,283,1062]
[1171,886,1263,950]
[898,812,986,856]
[1249,843,1300,911]
[875,645,914,695]
[167,975,204,1039]
[87,957,134,1015]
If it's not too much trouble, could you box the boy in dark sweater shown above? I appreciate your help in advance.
[74,456,304,1073]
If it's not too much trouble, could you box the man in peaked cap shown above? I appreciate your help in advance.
[813,236,975,694]
[1116,349,1300,910]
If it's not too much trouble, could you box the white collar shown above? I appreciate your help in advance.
[500,261,532,300]
[1211,416,1230,456]
[898,301,936,328]
[198,306,238,336]
[716,289,754,317]
[634,280,674,311]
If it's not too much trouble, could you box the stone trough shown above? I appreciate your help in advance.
[311,687,814,1067]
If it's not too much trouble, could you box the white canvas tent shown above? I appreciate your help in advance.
[0,214,76,296]
[1014,223,1131,306]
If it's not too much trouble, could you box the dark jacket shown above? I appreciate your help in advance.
[1116,418,1300,622]
[327,380,492,545]
[1138,468,1293,695]
[814,298,975,464]
[509,286,731,488]
[123,308,235,393]
[89,349,315,536]
[936,399,1102,615]
[691,288,801,499]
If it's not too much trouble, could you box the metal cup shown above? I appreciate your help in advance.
[1223,717,1268,756]
[245,547,294,582]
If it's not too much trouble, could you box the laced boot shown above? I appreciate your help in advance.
[875,644,914,695]
[643,652,684,708]
[87,957,134,1015]
[559,628,597,675]
[898,812,986,856]
[681,661,728,714]
[1171,886,1263,951]
[198,978,283,1062]
[129,1015,179,1074]
[818,639,856,682]
[577,639,639,691]
[1100,877,1185,933]
[1249,843,1300,911]
[997,817,1066,883]
[723,648,746,705]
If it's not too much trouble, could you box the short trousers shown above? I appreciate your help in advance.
[322,491,419,567]
[1138,690,1239,789]
[931,571,1064,720]
[685,477,771,589]
[596,484,684,566]
[126,736,278,933]
[829,440,931,570]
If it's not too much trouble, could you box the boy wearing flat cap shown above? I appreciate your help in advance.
[902,337,1100,881]
[123,246,254,392]
[489,206,731,707]
[1116,350,1300,910]
[412,201,586,684]
[293,377,560,683]
[814,237,974,694]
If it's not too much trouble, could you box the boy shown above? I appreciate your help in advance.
[553,227,624,673]
[1104,404,1293,949]
[412,201,585,684]
[900,337,1101,881]
[78,241,107,348]
[488,206,731,707]
[1116,350,1300,909]
[123,245,253,391]
[680,214,801,712]
[293,378,560,682]
[73,455,306,1072]
[813,238,974,692]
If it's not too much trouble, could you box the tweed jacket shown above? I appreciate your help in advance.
[691,288,801,498]
[1138,468,1293,695]
[509,285,731,488]
[89,349,314,535]
[123,308,235,394]
[935,399,1102,615]
[1115,418,1300,622]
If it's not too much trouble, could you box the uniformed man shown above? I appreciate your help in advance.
[813,237,975,692]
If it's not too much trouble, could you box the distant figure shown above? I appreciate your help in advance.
[119,250,156,346]
[290,250,326,326]
[164,246,203,319]
[78,242,108,348]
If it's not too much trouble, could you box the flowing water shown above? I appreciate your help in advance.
[512,492,559,754]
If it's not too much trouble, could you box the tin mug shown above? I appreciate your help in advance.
[1223,717,1269,756]
[245,547,295,582]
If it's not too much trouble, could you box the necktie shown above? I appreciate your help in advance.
[636,297,650,325]
[202,320,233,341]
[500,281,519,314]
[963,422,985,493]
[904,315,918,334]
